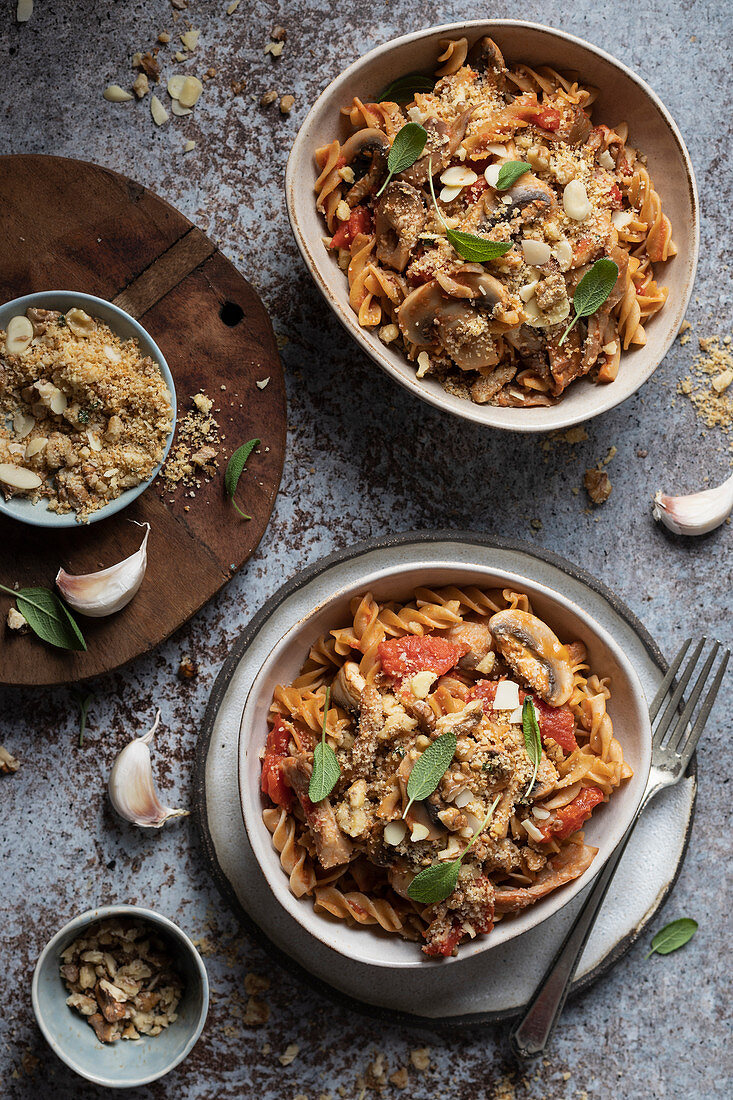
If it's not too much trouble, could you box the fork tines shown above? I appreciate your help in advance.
[651,637,730,764]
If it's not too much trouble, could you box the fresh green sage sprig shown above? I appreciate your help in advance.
[0,583,86,651]
[376,122,427,198]
[378,73,435,104]
[224,438,261,519]
[522,697,542,797]
[73,690,95,747]
[495,160,531,191]
[645,917,698,959]
[427,158,512,263]
[402,730,457,820]
[558,257,619,345]
[308,687,340,802]
[407,793,502,905]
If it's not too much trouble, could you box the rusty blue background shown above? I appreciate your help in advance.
[1,1,731,1097]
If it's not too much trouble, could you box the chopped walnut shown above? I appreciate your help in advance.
[61,918,184,1043]
[584,467,612,504]
[0,745,20,774]
[244,972,270,995]
[7,607,29,633]
[133,50,160,82]
[177,656,198,681]
[390,1067,410,1089]
[260,89,278,107]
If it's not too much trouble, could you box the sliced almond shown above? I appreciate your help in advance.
[440,165,477,187]
[562,179,591,221]
[5,315,34,355]
[0,463,42,490]
[25,437,47,458]
[87,431,103,452]
[521,239,552,266]
[383,821,407,846]
[66,307,96,337]
[16,0,33,23]
[171,100,192,116]
[150,94,169,126]
[167,74,186,100]
[178,76,203,108]
[439,185,462,203]
[13,411,35,439]
[103,84,134,103]
[183,140,196,153]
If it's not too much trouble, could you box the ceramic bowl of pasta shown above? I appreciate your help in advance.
[286,21,698,431]
[239,563,651,965]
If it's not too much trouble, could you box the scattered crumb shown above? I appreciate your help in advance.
[163,392,220,492]
[271,24,286,41]
[280,94,295,114]
[636,448,648,458]
[256,377,270,389]
[601,444,617,465]
[279,1043,300,1066]
[584,467,612,505]
[389,1067,409,1089]
[183,139,196,153]
[260,89,278,107]
[177,656,198,681]
[0,745,20,774]
[242,997,269,1026]
[227,1,241,12]
[244,973,270,995]
[6,606,28,633]
[265,40,284,58]
[562,426,588,444]
[410,1048,430,1072]
[677,334,733,450]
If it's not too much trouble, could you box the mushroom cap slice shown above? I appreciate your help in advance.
[488,609,575,707]
[339,127,390,165]
[375,181,426,272]
[400,116,450,187]
[504,173,555,221]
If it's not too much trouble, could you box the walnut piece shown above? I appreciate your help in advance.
[584,467,612,504]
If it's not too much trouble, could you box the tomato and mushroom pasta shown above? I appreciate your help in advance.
[260,584,632,957]
[314,36,674,407]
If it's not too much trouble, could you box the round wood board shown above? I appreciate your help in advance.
[0,154,286,686]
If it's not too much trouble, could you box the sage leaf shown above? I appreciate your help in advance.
[0,582,86,650]
[522,697,542,796]
[73,690,95,747]
[645,917,698,959]
[376,122,427,197]
[408,859,461,905]
[426,159,512,262]
[495,160,531,191]
[446,230,513,263]
[402,730,457,819]
[224,438,260,520]
[378,72,435,104]
[407,793,501,905]
[308,687,341,802]
[559,257,619,345]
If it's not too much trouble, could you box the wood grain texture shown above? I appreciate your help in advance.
[0,155,286,686]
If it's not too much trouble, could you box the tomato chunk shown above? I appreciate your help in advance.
[526,106,561,131]
[261,717,294,809]
[540,787,605,841]
[329,205,372,250]
[423,920,464,957]
[378,635,469,681]
[464,176,490,204]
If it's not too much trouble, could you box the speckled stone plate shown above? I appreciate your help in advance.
[193,533,695,1026]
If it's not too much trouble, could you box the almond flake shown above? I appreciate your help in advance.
[227,0,240,11]
[178,76,203,108]
[150,94,169,125]
[255,378,270,389]
[104,84,134,103]
[179,29,200,51]
[183,140,196,153]
[16,0,33,22]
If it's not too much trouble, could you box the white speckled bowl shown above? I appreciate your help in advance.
[286,20,698,432]
[0,291,176,527]
[32,905,208,1089]
[239,560,652,968]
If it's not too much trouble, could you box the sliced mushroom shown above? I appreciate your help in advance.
[488,610,574,706]
[375,181,426,272]
[564,107,592,145]
[339,128,390,207]
[26,307,59,336]
[546,324,583,395]
[470,363,517,404]
[436,265,508,310]
[447,107,476,155]
[445,617,494,670]
[400,116,450,187]
[331,661,366,713]
[397,281,444,346]
[466,36,507,78]
[397,280,501,369]
[503,173,555,222]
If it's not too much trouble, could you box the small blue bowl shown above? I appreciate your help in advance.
[32,904,209,1089]
[0,291,177,528]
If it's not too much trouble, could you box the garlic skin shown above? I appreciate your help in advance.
[108,711,189,828]
[56,523,149,617]
[653,472,733,536]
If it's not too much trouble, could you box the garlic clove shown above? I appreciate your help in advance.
[108,712,189,828]
[653,472,733,536]
[56,523,150,617]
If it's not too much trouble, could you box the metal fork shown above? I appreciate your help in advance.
[510,637,730,1060]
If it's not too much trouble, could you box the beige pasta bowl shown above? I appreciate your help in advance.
[286,20,698,432]
[238,561,652,968]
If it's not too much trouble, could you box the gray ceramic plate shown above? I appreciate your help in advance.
[194,532,696,1026]
[0,291,176,527]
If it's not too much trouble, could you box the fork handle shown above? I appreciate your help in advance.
[509,811,641,1059]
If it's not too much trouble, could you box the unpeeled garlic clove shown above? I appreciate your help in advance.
[108,712,189,828]
[653,472,733,536]
[56,523,150,616]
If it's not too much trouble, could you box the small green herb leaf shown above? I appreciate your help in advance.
[378,73,435,104]
[376,122,427,198]
[495,161,531,191]
[0,583,86,650]
[446,230,513,263]
[308,687,341,802]
[559,257,619,345]
[522,697,542,796]
[224,438,260,520]
[407,859,461,904]
[645,917,698,959]
[402,730,457,819]
[407,794,501,905]
[72,690,95,748]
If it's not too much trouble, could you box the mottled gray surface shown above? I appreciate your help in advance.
[1,1,731,1098]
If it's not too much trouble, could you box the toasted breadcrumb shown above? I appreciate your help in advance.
[677,335,733,449]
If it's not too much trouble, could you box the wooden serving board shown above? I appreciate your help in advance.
[0,154,286,686]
